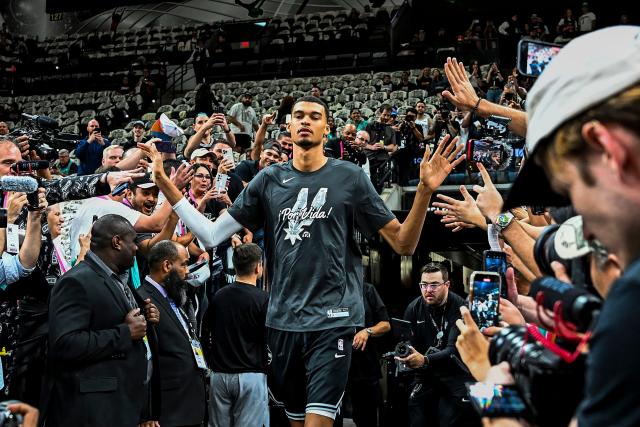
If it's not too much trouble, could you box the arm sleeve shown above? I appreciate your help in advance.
[42,173,110,203]
[354,168,395,238]
[48,275,133,364]
[173,200,243,249]
[0,252,35,290]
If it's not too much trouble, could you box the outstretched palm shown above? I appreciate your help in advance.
[419,134,465,192]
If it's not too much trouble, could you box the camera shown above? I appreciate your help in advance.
[394,341,412,358]
[488,326,585,427]
[7,114,79,160]
[0,401,23,427]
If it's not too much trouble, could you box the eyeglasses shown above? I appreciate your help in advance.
[419,281,448,290]
[194,174,211,180]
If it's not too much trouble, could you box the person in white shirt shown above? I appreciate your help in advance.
[578,2,596,32]
[227,93,259,150]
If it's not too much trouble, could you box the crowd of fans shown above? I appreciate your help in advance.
[0,1,639,426]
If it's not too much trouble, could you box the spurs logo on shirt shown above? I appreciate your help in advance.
[279,187,333,245]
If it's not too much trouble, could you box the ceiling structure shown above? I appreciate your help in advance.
[74,0,405,33]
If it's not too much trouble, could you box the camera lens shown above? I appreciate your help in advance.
[395,342,411,358]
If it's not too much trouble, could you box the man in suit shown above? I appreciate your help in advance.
[138,240,208,427]
[45,214,161,427]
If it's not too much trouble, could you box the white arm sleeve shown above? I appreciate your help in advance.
[172,198,243,249]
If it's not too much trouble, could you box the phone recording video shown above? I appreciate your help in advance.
[467,383,530,418]
[517,39,562,78]
[466,139,511,173]
[483,250,509,299]
[213,106,225,115]
[469,271,501,330]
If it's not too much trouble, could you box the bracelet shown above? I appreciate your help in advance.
[224,127,231,133]
[471,98,482,115]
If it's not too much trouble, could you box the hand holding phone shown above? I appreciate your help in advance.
[483,250,509,299]
[469,271,501,330]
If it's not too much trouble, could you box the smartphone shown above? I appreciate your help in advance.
[483,250,508,299]
[213,105,225,114]
[111,181,130,196]
[214,173,228,193]
[466,139,510,173]
[188,259,208,274]
[467,383,530,418]
[221,147,235,168]
[517,39,562,78]
[469,271,501,330]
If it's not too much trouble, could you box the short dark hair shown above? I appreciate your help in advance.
[379,104,393,113]
[277,131,291,140]
[420,262,449,282]
[147,240,181,270]
[163,159,182,177]
[406,107,418,115]
[350,108,360,114]
[292,95,330,121]
[232,243,263,276]
[91,214,136,251]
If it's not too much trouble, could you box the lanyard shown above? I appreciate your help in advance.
[168,299,193,339]
[52,236,71,274]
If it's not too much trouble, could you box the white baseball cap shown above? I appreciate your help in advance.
[504,26,640,209]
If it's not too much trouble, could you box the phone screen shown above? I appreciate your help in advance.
[483,250,508,299]
[517,39,562,77]
[466,139,511,173]
[469,272,501,330]
[467,383,529,418]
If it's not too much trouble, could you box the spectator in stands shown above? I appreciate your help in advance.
[525,14,550,40]
[117,76,134,95]
[122,120,148,151]
[138,241,207,427]
[51,148,77,176]
[365,104,397,182]
[208,243,269,427]
[227,93,259,150]
[208,141,244,199]
[234,140,281,185]
[277,132,293,159]
[498,14,523,66]
[191,39,210,84]
[557,8,578,35]
[431,68,448,94]
[0,121,9,135]
[377,74,393,92]
[393,71,416,92]
[327,116,338,140]
[485,63,504,104]
[276,96,295,127]
[416,67,432,93]
[415,101,434,141]
[194,83,221,117]
[310,85,322,98]
[76,119,111,175]
[190,147,216,170]
[102,145,124,170]
[138,68,157,112]
[578,2,597,32]
[348,108,368,131]
[185,113,235,159]
[325,123,357,160]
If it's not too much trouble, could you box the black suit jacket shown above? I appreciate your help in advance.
[44,257,159,427]
[139,279,207,426]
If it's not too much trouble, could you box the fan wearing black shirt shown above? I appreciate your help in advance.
[234,140,282,185]
[393,71,417,92]
[140,95,465,427]
[208,243,269,427]
[399,263,480,427]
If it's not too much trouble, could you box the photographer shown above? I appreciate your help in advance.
[395,107,424,185]
[324,124,357,160]
[0,189,47,289]
[76,119,110,175]
[398,262,480,427]
[364,104,398,183]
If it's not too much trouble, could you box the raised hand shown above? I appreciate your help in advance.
[170,162,194,190]
[472,163,504,222]
[442,57,481,112]
[419,134,465,193]
[106,168,146,190]
[433,184,487,231]
[455,306,491,381]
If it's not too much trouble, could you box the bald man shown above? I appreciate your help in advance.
[324,123,357,160]
[76,119,111,175]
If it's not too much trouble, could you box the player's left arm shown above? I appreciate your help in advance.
[379,135,464,255]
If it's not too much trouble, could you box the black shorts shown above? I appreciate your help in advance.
[267,326,355,421]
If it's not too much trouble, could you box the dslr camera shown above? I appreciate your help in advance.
[7,114,79,160]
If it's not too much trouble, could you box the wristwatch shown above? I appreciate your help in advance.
[494,212,515,231]
[366,328,374,336]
